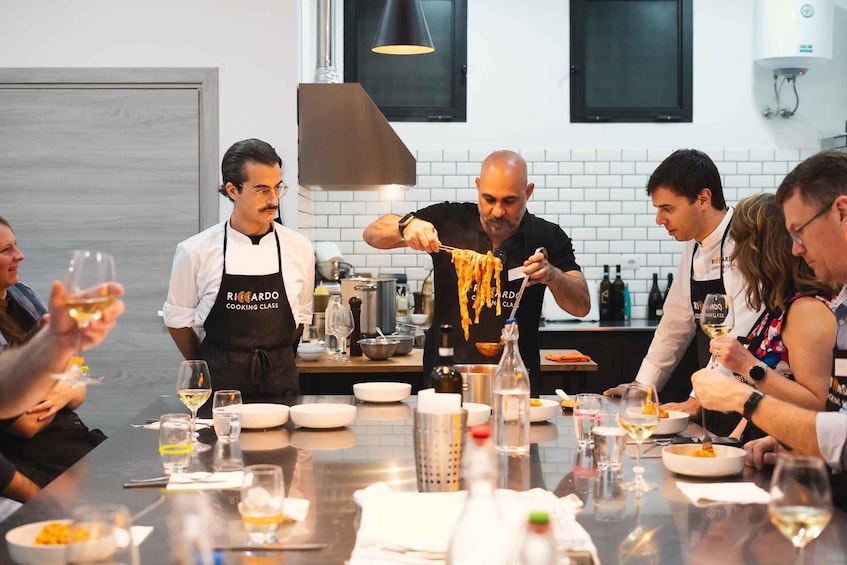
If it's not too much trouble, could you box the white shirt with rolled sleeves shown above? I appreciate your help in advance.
[634,208,764,390]
[816,285,847,472]
[163,221,315,330]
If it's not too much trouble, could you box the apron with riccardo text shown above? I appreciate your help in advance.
[690,219,741,438]
[200,225,300,411]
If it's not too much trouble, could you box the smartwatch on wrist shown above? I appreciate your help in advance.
[398,213,416,239]
[748,361,768,383]
[743,389,765,421]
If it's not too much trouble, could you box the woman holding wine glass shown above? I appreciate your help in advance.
[176,360,213,453]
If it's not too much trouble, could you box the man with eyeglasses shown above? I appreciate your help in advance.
[163,139,314,404]
[692,150,847,508]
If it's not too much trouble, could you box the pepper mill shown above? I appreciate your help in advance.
[349,296,363,357]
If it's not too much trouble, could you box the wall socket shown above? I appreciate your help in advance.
[617,255,640,271]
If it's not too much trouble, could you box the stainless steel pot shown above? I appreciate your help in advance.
[454,364,497,406]
[341,277,397,335]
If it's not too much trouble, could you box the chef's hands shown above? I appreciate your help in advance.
[709,336,753,375]
[522,248,554,287]
[400,218,443,254]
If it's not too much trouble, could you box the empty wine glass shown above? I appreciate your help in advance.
[618,383,660,494]
[325,295,354,362]
[57,250,117,385]
[176,360,212,453]
[66,503,139,564]
[769,455,833,563]
[700,293,734,369]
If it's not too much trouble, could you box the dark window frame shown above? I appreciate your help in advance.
[344,0,467,122]
[570,0,693,123]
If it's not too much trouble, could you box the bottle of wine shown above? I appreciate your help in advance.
[599,265,611,321]
[664,273,673,303]
[612,265,625,321]
[648,273,664,321]
[430,324,463,399]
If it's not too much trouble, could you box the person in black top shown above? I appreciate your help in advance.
[363,150,590,395]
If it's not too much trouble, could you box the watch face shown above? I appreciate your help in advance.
[749,364,766,381]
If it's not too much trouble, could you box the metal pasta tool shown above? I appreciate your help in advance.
[508,247,547,320]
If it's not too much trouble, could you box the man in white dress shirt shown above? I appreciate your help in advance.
[163,139,314,404]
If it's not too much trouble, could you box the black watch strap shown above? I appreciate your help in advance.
[398,213,416,238]
[743,389,765,421]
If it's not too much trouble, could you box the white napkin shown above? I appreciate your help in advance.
[676,481,771,507]
[417,389,462,414]
[130,525,154,545]
[166,471,244,491]
[348,482,598,565]
[141,418,213,431]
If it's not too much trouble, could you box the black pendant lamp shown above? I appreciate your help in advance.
[371,0,435,55]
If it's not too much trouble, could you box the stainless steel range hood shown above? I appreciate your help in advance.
[298,83,416,189]
[298,0,416,190]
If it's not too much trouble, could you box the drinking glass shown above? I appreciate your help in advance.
[700,293,734,369]
[618,383,660,494]
[66,503,139,564]
[158,413,193,474]
[574,393,604,447]
[241,464,285,545]
[57,250,117,385]
[769,455,833,562]
[176,360,212,453]
[213,389,242,442]
[326,297,354,362]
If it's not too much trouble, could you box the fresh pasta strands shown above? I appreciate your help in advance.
[446,248,503,339]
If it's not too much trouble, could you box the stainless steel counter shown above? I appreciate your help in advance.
[1,395,845,564]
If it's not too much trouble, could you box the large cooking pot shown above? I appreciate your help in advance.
[341,277,397,335]
[454,364,497,406]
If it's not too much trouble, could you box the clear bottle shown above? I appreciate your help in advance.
[430,324,463,399]
[599,265,611,322]
[447,425,514,565]
[520,511,556,565]
[648,273,663,321]
[492,319,530,455]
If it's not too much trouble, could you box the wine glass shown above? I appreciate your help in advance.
[326,299,354,363]
[176,360,212,453]
[769,455,833,562]
[700,293,734,369]
[618,383,660,494]
[57,250,117,385]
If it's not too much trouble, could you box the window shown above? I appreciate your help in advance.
[570,0,693,123]
[344,0,467,122]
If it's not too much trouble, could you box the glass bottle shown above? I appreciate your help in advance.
[492,319,530,455]
[623,283,631,322]
[648,273,663,321]
[612,264,625,321]
[599,265,611,321]
[447,425,514,565]
[520,511,556,565]
[430,324,463,400]
[664,273,674,302]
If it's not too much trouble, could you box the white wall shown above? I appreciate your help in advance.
[0,0,302,228]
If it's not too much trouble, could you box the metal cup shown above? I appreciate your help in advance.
[413,409,467,492]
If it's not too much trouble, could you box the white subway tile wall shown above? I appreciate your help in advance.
[299,147,819,318]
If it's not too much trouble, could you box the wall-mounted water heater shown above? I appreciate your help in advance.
[754,0,833,77]
[754,0,833,118]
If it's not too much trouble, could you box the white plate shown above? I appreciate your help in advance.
[238,428,290,451]
[353,382,411,403]
[240,403,290,429]
[463,402,491,427]
[530,399,559,422]
[5,519,117,565]
[289,403,357,429]
[661,444,747,477]
[290,428,356,450]
[655,410,690,435]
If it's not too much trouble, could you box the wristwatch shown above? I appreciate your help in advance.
[398,213,416,239]
[748,361,768,383]
[743,389,765,421]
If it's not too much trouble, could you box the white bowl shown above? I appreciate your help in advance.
[290,403,357,429]
[661,444,747,477]
[290,428,356,450]
[240,403,290,429]
[410,313,429,325]
[530,399,559,423]
[353,382,411,403]
[463,402,491,427]
[655,410,690,435]
[297,349,324,361]
[238,428,290,451]
[6,520,116,565]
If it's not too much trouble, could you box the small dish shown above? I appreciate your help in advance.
[290,403,357,429]
[661,444,747,477]
[529,398,559,422]
[240,403,290,429]
[297,349,324,361]
[463,402,491,427]
[353,382,411,403]
[6,519,115,565]
[655,410,690,435]
[410,313,429,325]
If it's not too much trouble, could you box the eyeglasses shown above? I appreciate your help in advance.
[788,200,834,246]
[237,183,289,199]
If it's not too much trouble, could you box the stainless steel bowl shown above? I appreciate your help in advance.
[358,338,399,360]
[387,334,414,355]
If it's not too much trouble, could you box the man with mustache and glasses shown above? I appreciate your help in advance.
[363,150,590,395]
[164,139,314,406]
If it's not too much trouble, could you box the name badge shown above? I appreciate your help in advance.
[508,266,524,282]
[835,358,847,378]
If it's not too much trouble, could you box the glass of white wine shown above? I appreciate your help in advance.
[618,383,660,494]
[769,455,833,563]
[59,250,117,385]
[176,360,213,454]
[700,293,734,369]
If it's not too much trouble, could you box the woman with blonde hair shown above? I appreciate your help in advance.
[709,192,838,442]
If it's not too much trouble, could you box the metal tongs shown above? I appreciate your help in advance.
[508,247,547,320]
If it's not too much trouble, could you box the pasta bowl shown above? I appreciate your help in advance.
[240,403,289,429]
[353,382,411,403]
[661,444,747,477]
[6,519,116,565]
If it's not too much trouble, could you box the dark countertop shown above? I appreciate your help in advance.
[541,319,660,332]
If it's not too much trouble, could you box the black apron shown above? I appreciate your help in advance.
[200,224,299,412]
[828,343,847,510]
[690,219,741,437]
